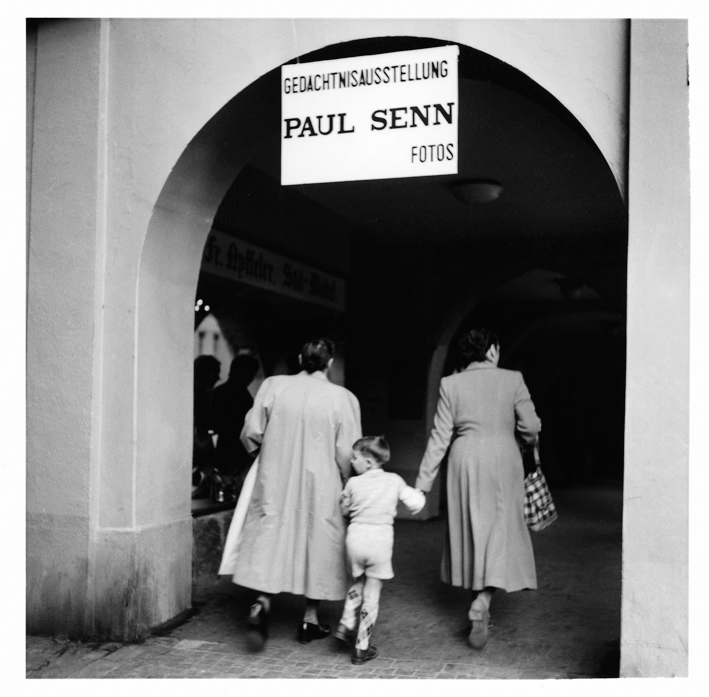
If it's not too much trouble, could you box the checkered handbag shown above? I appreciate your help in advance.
[524,465,558,532]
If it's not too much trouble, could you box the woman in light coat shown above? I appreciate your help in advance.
[231,338,361,648]
[415,328,541,649]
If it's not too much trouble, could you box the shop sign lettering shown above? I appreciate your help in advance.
[201,229,345,311]
[281,45,459,185]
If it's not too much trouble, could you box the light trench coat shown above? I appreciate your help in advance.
[416,363,541,593]
[227,370,361,600]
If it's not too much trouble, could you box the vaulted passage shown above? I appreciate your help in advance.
[189,37,626,674]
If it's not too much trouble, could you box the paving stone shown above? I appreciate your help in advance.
[260,664,288,673]
[258,657,286,666]
[74,663,122,678]
[101,645,150,662]
[389,658,420,668]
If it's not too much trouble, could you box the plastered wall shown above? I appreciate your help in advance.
[620,20,689,677]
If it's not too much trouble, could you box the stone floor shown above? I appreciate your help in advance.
[26,483,623,679]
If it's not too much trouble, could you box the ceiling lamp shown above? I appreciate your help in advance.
[449,179,503,205]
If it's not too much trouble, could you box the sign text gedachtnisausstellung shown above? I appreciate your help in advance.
[281,46,459,185]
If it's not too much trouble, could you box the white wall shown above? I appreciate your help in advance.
[621,19,689,677]
[26,20,104,636]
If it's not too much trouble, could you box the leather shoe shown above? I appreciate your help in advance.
[246,601,268,651]
[298,621,331,643]
[352,645,378,665]
[468,608,489,650]
[333,622,355,644]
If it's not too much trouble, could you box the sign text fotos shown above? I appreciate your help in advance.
[281,45,459,185]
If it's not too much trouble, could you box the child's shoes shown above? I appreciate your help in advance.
[352,645,378,665]
[333,622,355,644]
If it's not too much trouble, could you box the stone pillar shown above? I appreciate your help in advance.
[25,19,195,640]
[621,19,689,677]
[26,19,108,638]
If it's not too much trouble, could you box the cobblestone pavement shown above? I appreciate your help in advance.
[26,484,623,679]
[26,635,569,679]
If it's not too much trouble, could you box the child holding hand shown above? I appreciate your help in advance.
[334,435,425,664]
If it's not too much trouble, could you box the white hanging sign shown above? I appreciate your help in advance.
[281,45,459,185]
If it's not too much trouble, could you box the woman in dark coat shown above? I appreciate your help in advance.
[415,328,541,649]
[211,354,260,495]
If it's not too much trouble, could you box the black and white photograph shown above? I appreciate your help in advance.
[18,3,702,687]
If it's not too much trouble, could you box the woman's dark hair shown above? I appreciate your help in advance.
[228,354,260,385]
[353,435,391,466]
[299,338,335,373]
[459,328,500,366]
[194,355,221,386]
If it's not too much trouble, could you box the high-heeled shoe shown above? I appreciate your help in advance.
[298,621,331,644]
[246,601,268,650]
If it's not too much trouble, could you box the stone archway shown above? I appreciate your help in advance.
[25,18,688,675]
[129,70,282,633]
[133,35,628,633]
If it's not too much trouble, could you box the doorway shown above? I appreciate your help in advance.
[142,34,626,670]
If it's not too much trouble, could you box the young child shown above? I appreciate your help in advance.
[334,435,425,665]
